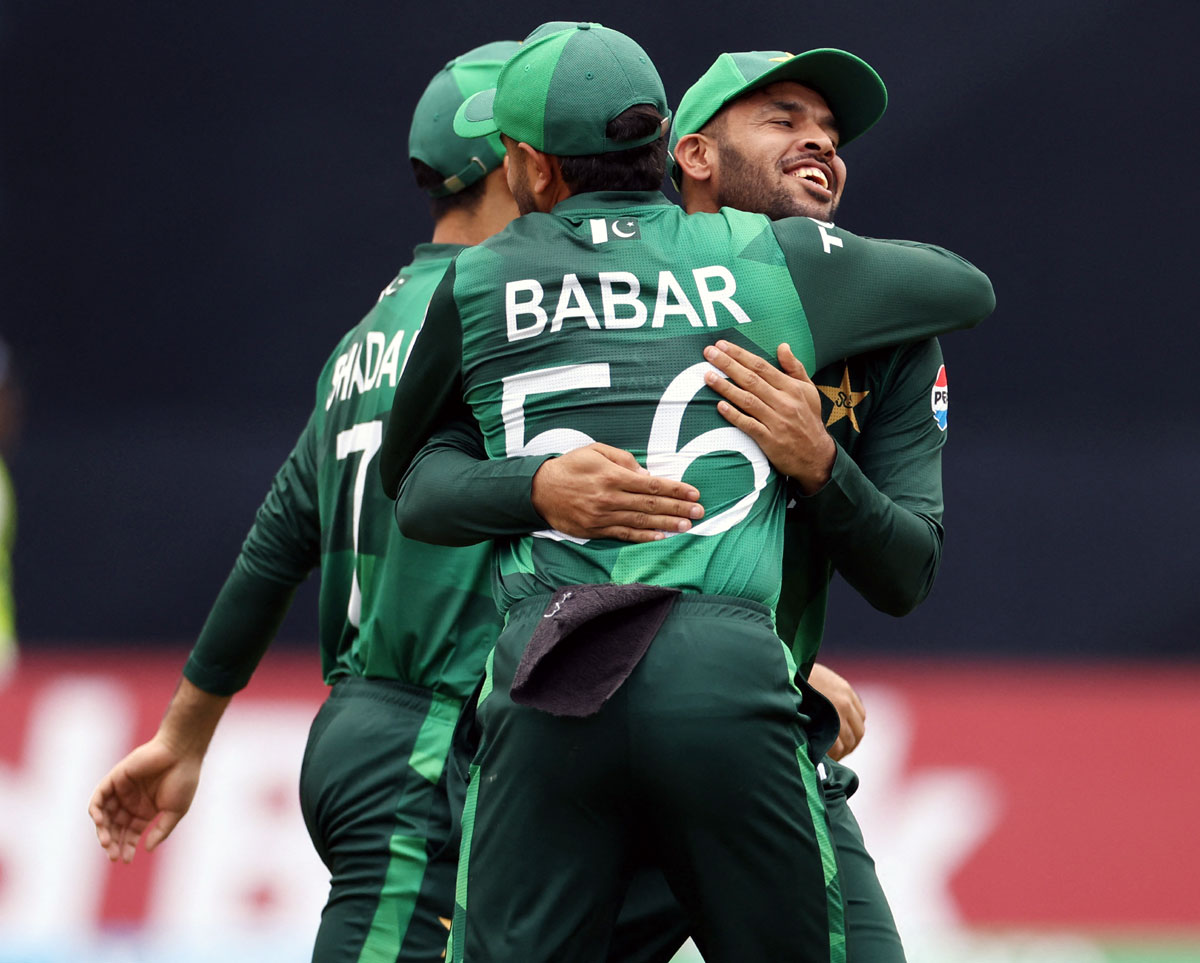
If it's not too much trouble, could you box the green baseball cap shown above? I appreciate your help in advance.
[408,40,520,197]
[670,48,887,163]
[453,22,670,156]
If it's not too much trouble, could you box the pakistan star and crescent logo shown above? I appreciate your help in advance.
[589,217,641,243]
[817,365,869,432]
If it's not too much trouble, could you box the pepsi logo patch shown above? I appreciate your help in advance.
[930,365,949,431]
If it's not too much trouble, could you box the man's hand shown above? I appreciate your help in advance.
[88,738,202,863]
[702,340,835,494]
[531,443,704,542]
[807,662,866,760]
[89,678,228,863]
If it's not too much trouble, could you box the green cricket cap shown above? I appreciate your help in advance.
[670,48,887,163]
[454,22,670,156]
[409,40,520,197]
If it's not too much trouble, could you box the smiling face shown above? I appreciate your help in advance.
[706,80,847,222]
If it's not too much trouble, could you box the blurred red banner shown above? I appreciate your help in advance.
[2,650,1198,938]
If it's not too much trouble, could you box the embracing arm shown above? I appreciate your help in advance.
[698,335,947,760]
[396,417,704,546]
[797,339,947,615]
[797,447,941,615]
[704,337,945,615]
[772,217,995,368]
[395,418,550,546]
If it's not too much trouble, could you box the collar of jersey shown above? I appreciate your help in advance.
[552,190,674,215]
[411,242,469,262]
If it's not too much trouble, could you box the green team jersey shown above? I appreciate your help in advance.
[778,338,948,672]
[184,244,501,699]
[382,191,993,615]
[395,339,949,676]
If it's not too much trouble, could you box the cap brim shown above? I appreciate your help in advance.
[747,49,886,147]
[453,88,500,140]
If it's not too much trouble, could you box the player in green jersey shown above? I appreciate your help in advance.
[669,49,946,963]
[397,46,932,963]
[379,23,992,963]
[87,42,526,963]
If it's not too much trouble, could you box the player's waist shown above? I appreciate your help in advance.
[504,590,774,631]
[327,675,465,720]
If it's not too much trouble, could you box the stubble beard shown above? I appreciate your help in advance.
[715,140,839,223]
[509,162,538,216]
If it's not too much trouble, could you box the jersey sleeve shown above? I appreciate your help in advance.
[183,413,322,695]
[792,339,946,616]
[394,416,552,546]
[379,263,468,499]
[771,218,995,368]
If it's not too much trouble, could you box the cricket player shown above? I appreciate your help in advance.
[672,49,948,963]
[87,41,532,963]
[397,45,934,963]
[379,21,993,963]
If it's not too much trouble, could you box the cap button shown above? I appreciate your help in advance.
[576,22,590,29]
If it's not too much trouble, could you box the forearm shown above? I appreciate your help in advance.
[183,563,299,696]
[155,676,233,758]
[793,444,943,615]
[396,426,550,545]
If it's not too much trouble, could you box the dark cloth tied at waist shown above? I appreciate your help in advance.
[510,583,681,717]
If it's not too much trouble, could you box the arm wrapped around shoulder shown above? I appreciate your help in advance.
[873,237,996,332]
[771,217,996,366]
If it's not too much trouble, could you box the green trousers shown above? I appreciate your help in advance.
[451,594,843,963]
[606,758,905,963]
[299,677,463,963]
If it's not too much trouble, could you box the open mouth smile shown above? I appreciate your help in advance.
[785,162,833,195]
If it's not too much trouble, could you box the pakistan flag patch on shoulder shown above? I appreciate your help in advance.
[589,217,641,244]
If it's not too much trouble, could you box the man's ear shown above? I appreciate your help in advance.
[513,141,568,212]
[674,133,716,183]
[514,142,558,196]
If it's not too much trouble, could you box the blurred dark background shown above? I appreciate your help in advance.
[2,0,1196,657]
